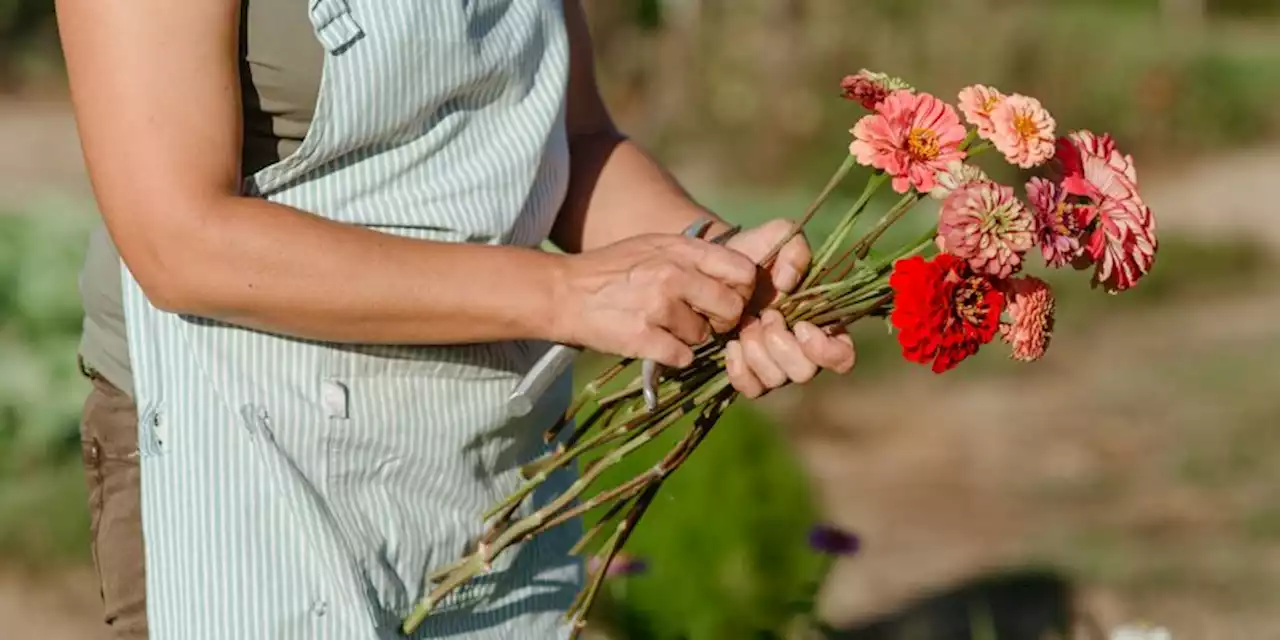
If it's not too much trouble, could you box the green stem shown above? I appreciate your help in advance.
[567,484,660,637]
[544,359,632,444]
[851,191,921,261]
[803,172,888,288]
[759,154,857,268]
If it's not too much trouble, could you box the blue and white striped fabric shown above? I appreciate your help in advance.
[121,1,582,637]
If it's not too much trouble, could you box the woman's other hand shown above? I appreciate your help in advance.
[722,219,857,398]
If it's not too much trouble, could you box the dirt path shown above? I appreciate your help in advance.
[0,569,106,640]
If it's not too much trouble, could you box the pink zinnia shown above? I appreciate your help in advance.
[990,95,1056,168]
[1026,177,1085,268]
[1001,276,1055,362]
[958,84,1006,139]
[937,181,1035,279]
[1054,131,1158,292]
[850,90,968,194]
[840,69,913,110]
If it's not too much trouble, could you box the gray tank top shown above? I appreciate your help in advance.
[77,0,323,396]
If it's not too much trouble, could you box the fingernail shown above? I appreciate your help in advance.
[776,265,800,292]
[794,322,818,343]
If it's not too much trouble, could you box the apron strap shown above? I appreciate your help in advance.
[310,0,364,53]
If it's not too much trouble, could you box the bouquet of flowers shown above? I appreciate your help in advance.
[402,70,1159,637]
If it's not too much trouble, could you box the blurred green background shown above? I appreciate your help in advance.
[3,1,1280,638]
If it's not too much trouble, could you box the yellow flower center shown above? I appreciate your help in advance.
[907,128,940,161]
[1013,112,1039,140]
[982,96,1000,112]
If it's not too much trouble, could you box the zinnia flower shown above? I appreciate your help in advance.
[990,94,1056,168]
[929,161,989,200]
[958,84,1006,139]
[1083,198,1158,293]
[808,525,861,556]
[1001,276,1055,362]
[1053,131,1158,292]
[889,254,1006,373]
[936,181,1035,279]
[1026,176,1086,268]
[850,90,968,194]
[840,69,913,110]
[1055,131,1140,202]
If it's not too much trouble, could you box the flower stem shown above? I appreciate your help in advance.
[851,191,921,261]
[759,155,857,268]
[804,172,888,288]
[567,483,660,638]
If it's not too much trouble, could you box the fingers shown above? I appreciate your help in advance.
[682,240,758,299]
[724,339,764,399]
[795,321,856,374]
[641,328,695,369]
[669,268,747,335]
[738,315,788,389]
[729,313,858,398]
[760,310,818,384]
[650,297,710,347]
[773,234,811,293]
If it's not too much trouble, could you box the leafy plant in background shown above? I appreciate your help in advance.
[0,208,95,565]
[576,403,853,640]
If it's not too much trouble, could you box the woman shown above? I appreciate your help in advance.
[58,1,856,638]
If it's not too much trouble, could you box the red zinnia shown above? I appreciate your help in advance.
[890,254,1006,373]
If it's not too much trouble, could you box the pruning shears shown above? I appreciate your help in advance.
[506,218,741,418]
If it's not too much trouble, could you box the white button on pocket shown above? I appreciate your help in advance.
[321,379,349,419]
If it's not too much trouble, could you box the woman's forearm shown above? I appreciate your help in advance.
[138,195,566,346]
[550,131,734,254]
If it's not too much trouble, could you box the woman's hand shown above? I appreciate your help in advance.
[722,219,857,398]
[555,233,758,369]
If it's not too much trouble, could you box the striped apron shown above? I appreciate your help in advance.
[120,1,581,637]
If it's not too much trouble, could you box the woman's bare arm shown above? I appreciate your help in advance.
[551,0,737,254]
[54,0,755,365]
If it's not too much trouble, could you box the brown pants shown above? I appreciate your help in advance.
[78,359,148,639]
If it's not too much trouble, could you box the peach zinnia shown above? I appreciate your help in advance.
[991,95,1056,168]
[850,90,967,194]
[1001,276,1056,362]
[958,84,1006,139]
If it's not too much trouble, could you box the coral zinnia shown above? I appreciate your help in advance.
[1026,176,1086,268]
[937,181,1035,279]
[840,69,913,110]
[890,254,1006,373]
[958,84,1006,139]
[990,94,1056,168]
[1001,276,1056,362]
[850,90,968,194]
[1053,131,1158,292]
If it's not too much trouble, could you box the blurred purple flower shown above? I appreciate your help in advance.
[588,552,648,578]
[808,524,860,556]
